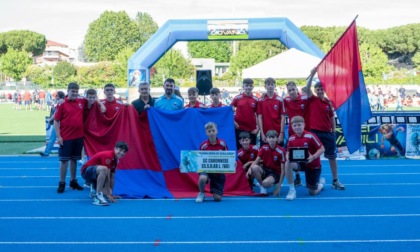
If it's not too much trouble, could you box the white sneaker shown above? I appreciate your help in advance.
[319,177,326,191]
[286,189,296,201]
[196,192,205,203]
[93,192,109,206]
[259,186,267,195]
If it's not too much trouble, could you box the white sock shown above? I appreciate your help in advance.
[288,184,295,191]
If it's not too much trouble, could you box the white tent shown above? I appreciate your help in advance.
[241,48,322,79]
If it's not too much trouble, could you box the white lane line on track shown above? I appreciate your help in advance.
[1,195,420,202]
[1,213,420,220]
[0,239,419,245]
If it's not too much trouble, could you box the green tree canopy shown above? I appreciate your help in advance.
[0,30,46,56]
[135,12,159,48]
[53,61,77,87]
[83,11,139,62]
[25,65,53,87]
[229,45,266,77]
[187,41,232,63]
[0,48,33,80]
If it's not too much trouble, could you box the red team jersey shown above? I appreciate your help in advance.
[185,101,206,108]
[283,94,311,134]
[237,144,259,165]
[287,131,323,169]
[81,150,118,174]
[101,98,124,118]
[209,102,224,108]
[257,144,286,174]
[231,94,258,132]
[257,93,285,135]
[309,96,335,132]
[54,97,87,140]
[199,138,228,151]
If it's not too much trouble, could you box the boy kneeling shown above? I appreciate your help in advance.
[285,116,325,201]
[81,142,129,206]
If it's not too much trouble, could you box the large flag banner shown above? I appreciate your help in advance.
[316,19,372,153]
[83,105,255,198]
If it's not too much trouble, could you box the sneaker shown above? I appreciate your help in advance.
[318,177,325,191]
[259,186,267,195]
[39,153,49,157]
[78,158,86,165]
[332,180,345,190]
[83,182,91,188]
[89,184,97,198]
[196,192,205,203]
[57,181,65,193]
[93,192,109,206]
[294,177,302,187]
[286,189,296,201]
[69,179,84,190]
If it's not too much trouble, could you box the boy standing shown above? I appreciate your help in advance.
[54,83,88,193]
[250,130,286,195]
[285,116,325,201]
[81,142,129,206]
[101,83,124,118]
[208,87,224,108]
[185,87,206,108]
[230,78,259,148]
[196,122,228,203]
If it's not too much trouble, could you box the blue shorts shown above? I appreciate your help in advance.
[200,173,226,196]
[262,167,280,184]
[81,165,97,184]
[299,164,322,191]
[59,137,84,161]
[311,130,337,159]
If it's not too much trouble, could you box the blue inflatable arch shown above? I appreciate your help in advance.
[127,17,324,86]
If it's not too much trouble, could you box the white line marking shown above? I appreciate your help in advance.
[1,195,420,202]
[0,168,57,170]
[0,239,419,245]
[1,213,420,220]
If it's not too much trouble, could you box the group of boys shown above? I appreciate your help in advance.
[53,69,344,205]
[52,82,129,206]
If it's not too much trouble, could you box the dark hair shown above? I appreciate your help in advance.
[210,87,220,94]
[86,89,97,96]
[264,77,276,85]
[57,91,65,99]
[104,83,115,90]
[67,82,79,90]
[314,81,323,89]
[239,131,251,139]
[286,81,296,88]
[188,87,199,94]
[115,141,129,152]
[266,130,278,138]
[164,78,175,85]
[243,78,254,85]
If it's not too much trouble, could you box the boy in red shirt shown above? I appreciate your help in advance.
[285,116,325,201]
[101,83,125,118]
[231,78,259,149]
[250,130,286,196]
[185,87,206,108]
[81,142,128,206]
[196,122,228,203]
[237,131,259,188]
[208,88,224,108]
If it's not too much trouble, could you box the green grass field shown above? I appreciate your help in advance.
[0,103,48,154]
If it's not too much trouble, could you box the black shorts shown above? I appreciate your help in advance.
[200,173,226,196]
[262,167,280,184]
[81,166,97,184]
[59,137,84,161]
[299,164,322,191]
[311,130,337,159]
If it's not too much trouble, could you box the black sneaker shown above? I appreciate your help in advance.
[57,182,65,193]
[69,179,84,190]
[294,177,302,187]
[39,153,49,157]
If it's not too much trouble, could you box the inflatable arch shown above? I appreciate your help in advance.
[127,17,324,86]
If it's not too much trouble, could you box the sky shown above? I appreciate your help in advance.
[1,0,420,49]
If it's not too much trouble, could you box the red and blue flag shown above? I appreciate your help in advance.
[316,20,372,153]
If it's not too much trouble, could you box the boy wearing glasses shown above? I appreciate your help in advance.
[101,83,124,118]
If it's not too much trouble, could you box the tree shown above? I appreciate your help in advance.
[359,43,392,83]
[150,49,194,87]
[187,41,232,62]
[135,12,159,48]
[53,61,77,87]
[77,62,118,88]
[0,49,33,80]
[0,30,46,56]
[83,11,139,61]
[113,47,135,86]
[25,65,53,87]
[229,46,266,77]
